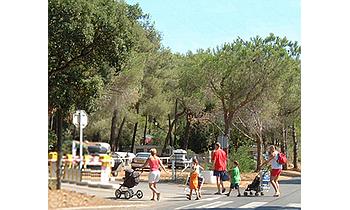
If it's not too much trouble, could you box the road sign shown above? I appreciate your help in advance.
[73,110,88,128]
[217,135,229,149]
[72,110,88,169]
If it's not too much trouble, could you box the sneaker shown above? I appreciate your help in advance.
[214,192,221,195]
[222,188,226,193]
[195,197,200,200]
[237,194,241,197]
[225,193,230,197]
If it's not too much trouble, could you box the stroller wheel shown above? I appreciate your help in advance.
[244,192,248,196]
[128,189,134,197]
[124,191,131,199]
[115,189,122,199]
[249,192,253,196]
[136,190,143,199]
[255,192,259,196]
[261,192,264,196]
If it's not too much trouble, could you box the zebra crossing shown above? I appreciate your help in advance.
[174,198,301,209]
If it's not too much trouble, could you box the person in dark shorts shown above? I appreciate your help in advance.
[211,142,227,195]
[226,160,241,197]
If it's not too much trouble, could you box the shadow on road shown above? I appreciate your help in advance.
[279,179,301,185]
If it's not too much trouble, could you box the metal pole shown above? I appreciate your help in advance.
[79,111,83,169]
[72,141,75,159]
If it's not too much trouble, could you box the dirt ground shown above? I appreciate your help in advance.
[48,189,123,210]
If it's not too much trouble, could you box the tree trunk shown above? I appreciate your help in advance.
[182,113,191,150]
[115,117,126,152]
[281,126,288,170]
[131,103,139,153]
[56,109,63,190]
[256,135,263,172]
[292,124,299,170]
[173,98,178,147]
[162,114,173,155]
[110,109,118,151]
[143,115,147,145]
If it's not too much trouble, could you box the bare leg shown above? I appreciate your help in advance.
[195,189,200,199]
[220,179,225,192]
[188,189,193,200]
[216,176,221,193]
[154,183,160,200]
[149,183,159,200]
[274,175,280,195]
[226,187,232,196]
[237,187,241,196]
[149,183,156,200]
[270,176,278,194]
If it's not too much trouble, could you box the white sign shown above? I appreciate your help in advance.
[217,135,229,149]
[72,110,88,169]
[73,110,88,128]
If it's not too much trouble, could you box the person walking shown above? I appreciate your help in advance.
[211,142,227,195]
[260,145,283,197]
[187,158,204,200]
[141,148,168,201]
[225,160,242,197]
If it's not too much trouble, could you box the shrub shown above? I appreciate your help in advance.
[228,145,255,173]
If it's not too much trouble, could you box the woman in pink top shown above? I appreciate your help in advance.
[142,148,168,201]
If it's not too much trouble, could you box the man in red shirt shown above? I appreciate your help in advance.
[211,142,227,194]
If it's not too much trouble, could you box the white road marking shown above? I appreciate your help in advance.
[238,202,268,208]
[200,196,221,201]
[195,201,233,209]
[286,203,301,208]
[174,196,221,209]
[175,202,202,210]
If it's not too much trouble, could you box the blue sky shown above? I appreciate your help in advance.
[126,0,300,54]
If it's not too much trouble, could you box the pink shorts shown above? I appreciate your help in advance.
[271,169,282,177]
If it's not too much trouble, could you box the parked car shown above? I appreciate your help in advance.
[131,152,151,170]
[168,149,192,169]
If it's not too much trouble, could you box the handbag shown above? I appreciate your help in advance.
[221,171,230,181]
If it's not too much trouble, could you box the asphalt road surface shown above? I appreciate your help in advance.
[61,177,301,210]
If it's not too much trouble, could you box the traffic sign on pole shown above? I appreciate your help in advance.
[72,110,88,169]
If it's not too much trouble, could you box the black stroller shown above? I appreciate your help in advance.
[115,168,143,199]
[243,169,270,196]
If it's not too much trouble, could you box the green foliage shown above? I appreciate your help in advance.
[48,130,57,151]
[228,145,256,173]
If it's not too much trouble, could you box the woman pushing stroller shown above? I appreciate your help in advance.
[141,148,169,201]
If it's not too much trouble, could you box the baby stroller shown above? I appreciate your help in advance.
[115,168,143,199]
[243,169,270,196]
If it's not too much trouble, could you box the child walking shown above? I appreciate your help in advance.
[187,158,204,200]
[226,160,242,197]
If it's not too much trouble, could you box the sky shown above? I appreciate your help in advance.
[126,0,300,54]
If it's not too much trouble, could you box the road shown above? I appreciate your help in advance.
[61,177,301,210]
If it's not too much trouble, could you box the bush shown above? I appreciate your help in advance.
[228,145,255,173]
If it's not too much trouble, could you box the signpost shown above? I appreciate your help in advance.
[73,110,88,169]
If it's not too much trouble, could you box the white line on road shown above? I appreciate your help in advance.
[174,197,221,210]
[175,202,202,210]
[199,196,221,201]
[238,202,268,208]
[195,201,233,209]
[286,203,301,208]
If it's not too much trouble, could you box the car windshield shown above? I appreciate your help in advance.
[88,146,107,154]
[136,153,150,158]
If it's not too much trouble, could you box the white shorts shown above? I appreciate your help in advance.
[148,170,160,183]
